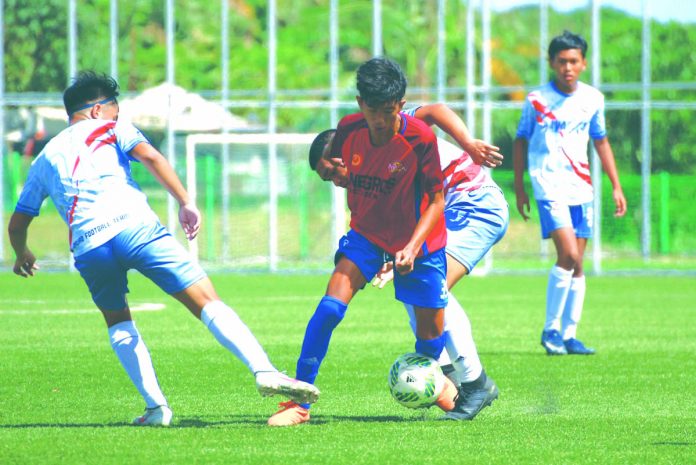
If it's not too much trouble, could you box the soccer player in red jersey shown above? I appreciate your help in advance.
[268,57,450,426]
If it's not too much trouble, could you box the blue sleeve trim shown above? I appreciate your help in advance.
[15,204,40,217]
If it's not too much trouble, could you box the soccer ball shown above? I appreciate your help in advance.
[387,352,445,409]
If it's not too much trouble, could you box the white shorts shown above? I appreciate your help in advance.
[445,186,509,272]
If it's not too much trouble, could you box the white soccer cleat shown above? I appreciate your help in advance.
[132,405,173,427]
[255,371,320,405]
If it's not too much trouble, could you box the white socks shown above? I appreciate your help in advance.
[443,294,483,383]
[404,293,482,384]
[200,300,276,375]
[544,265,574,332]
[109,320,167,409]
[562,276,586,340]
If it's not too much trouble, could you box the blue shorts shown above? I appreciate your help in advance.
[537,200,593,239]
[445,187,509,272]
[74,221,207,311]
[334,229,448,309]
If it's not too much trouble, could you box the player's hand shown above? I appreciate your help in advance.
[179,202,201,240]
[13,250,39,278]
[394,247,417,275]
[515,189,531,221]
[465,139,504,168]
[372,262,394,289]
[613,188,627,217]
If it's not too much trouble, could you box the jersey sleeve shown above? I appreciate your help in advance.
[14,156,49,217]
[115,120,150,160]
[516,97,535,139]
[402,106,420,118]
[589,93,607,140]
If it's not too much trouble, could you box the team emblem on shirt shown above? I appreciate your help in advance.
[352,153,362,167]
[388,161,406,175]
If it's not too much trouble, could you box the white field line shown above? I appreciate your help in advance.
[0,302,166,315]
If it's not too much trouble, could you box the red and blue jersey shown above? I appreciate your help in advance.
[331,112,446,256]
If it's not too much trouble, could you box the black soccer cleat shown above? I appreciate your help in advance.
[442,371,498,421]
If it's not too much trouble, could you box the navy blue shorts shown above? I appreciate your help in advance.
[335,229,448,309]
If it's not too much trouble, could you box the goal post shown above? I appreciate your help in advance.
[185,132,346,271]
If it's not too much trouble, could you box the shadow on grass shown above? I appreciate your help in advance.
[0,414,412,429]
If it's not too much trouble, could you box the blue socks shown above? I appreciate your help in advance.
[415,334,446,360]
[295,295,348,407]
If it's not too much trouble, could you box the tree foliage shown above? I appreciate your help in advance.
[4,0,695,172]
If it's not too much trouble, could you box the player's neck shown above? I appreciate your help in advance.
[553,78,579,94]
[368,117,402,147]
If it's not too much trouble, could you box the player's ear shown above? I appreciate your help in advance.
[90,104,101,119]
[398,99,406,111]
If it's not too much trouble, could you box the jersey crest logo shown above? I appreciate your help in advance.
[388,161,406,175]
[351,153,362,167]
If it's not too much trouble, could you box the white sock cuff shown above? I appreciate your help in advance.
[571,275,586,288]
[108,320,138,345]
[201,300,231,327]
[550,265,574,281]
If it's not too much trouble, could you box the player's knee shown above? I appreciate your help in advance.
[557,252,579,270]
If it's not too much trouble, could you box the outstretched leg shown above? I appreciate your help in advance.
[174,277,320,404]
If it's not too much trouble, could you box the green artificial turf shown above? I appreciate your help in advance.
[0,272,694,464]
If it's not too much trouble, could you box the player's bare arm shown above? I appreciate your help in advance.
[395,189,445,275]
[512,137,531,221]
[8,212,39,278]
[413,103,503,168]
[130,141,201,240]
[593,137,627,217]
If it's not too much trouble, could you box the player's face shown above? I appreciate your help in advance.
[550,48,586,93]
[357,97,405,144]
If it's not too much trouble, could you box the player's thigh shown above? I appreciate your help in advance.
[550,227,580,263]
[123,222,208,296]
[329,230,382,301]
[394,249,448,309]
[445,188,509,284]
[73,241,129,311]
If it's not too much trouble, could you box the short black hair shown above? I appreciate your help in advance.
[548,30,588,61]
[308,129,336,170]
[63,71,120,115]
[356,57,407,107]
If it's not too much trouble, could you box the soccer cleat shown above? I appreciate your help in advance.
[132,405,173,426]
[443,372,498,421]
[255,371,320,405]
[434,376,458,412]
[564,338,596,355]
[267,400,310,427]
[541,329,568,355]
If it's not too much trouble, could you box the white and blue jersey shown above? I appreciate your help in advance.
[516,81,606,205]
[15,119,159,257]
[401,107,508,272]
[436,139,508,272]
